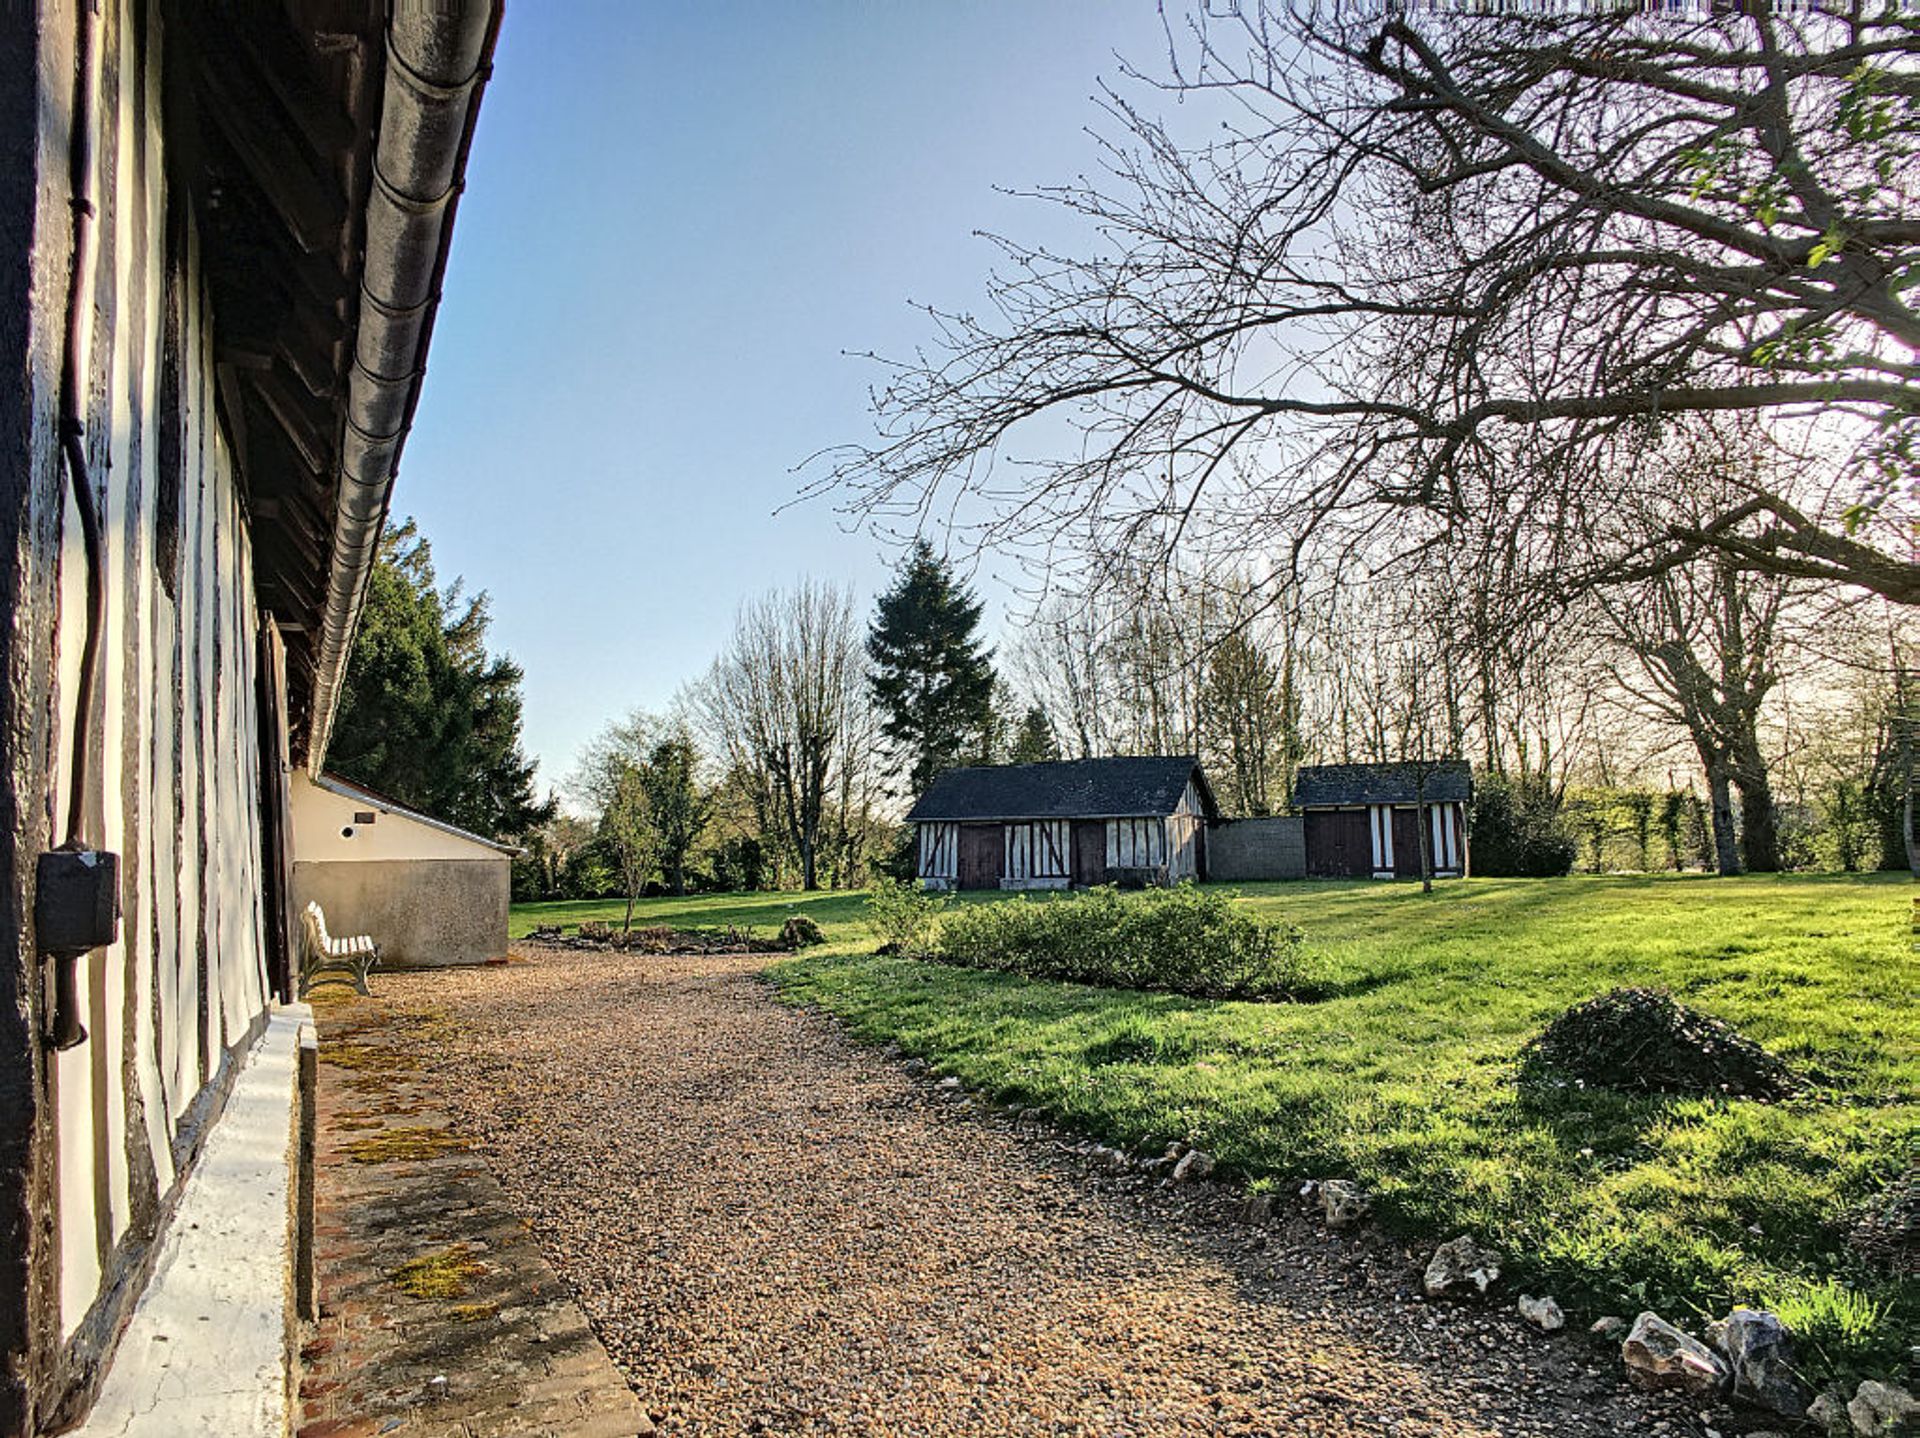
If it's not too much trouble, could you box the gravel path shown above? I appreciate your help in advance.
[376,947,1704,1437]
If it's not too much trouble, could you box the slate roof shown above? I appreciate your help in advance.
[1294,761,1473,807]
[906,757,1215,823]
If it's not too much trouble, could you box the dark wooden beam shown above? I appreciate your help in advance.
[186,32,344,255]
[246,367,330,476]
[223,11,357,159]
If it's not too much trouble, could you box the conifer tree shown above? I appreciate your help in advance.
[330,518,552,839]
[1008,706,1060,764]
[866,541,996,794]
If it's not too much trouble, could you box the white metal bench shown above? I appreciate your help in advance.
[299,900,379,996]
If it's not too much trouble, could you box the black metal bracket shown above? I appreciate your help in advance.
[34,846,120,1050]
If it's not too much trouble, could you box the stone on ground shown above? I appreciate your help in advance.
[1422,1235,1502,1298]
[1621,1313,1729,1398]
[1704,1308,1805,1417]
[1849,1380,1919,1438]
[1318,1179,1370,1228]
[1518,1295,1565,1333]
[1171,1147,1215,1183]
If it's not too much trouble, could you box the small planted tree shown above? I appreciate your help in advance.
[601,766,657,933]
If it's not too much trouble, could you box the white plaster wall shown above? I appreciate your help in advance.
[290,773,510,863]
[43,0,272,1342]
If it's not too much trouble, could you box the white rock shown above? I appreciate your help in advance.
[1848,1380,1920,1438]
[1809,1391,1849,1434]
[1421,1235,1502,1298]
[1518,1294,1565,1332]
[1318,1179,1370,1229]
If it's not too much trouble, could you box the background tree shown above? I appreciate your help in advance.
[511,810,592,902]
[1604,556,1789,874]
[1201,627,1297,816]
[818,3,1918,604]
[867,541,996,793]
[640,734,710,895]
[576,712,714,898]
[1007,706,1060,764]
[330,517,551,839]
[699,582,867,890]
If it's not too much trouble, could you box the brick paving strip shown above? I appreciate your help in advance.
[326,946,1707,1438]
[302,994,654,1438]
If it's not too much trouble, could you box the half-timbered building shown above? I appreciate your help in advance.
[0,2,499,1431]
[1295,762,1472,880]
[908,758,1217,891]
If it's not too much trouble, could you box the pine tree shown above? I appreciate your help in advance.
[1008,706,1060,764]
[866,541,996,794]
[330,518,553,839]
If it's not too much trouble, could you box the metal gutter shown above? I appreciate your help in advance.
[304,0,501,772]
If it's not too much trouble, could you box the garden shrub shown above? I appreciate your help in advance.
[779,914,826,949]
[934,883,1308,1000]
[1470,772,1577,876]
[864,877,943,954]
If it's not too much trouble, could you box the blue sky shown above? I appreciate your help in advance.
[396,1,1182,792]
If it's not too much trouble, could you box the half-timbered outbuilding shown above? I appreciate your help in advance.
[1295,762,1472,880]
[908,758,1217,890]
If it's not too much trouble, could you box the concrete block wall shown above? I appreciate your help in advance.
[1207,817,1307,882]
[292,858,510,968]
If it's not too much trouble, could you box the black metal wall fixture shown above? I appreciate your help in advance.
[40,0,120,1053]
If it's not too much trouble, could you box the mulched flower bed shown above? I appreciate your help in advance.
[524,922,788,955]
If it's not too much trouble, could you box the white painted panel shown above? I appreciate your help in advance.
[291,773,513,862]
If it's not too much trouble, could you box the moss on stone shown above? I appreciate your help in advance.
[341,1125,468,1164]
[389,1246,484,1300]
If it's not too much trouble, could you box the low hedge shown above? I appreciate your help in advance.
[930,883,1307,1000]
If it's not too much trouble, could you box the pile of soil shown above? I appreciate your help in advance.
[1520,986,1801,1100]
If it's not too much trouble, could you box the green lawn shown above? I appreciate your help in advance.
[512,875,1916,1378]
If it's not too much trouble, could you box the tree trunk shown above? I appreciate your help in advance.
[623,888,636,933]
[1416,775,1434,894]
[1731,754,1781,873]
[1707,765,1741,877]
[1901,707,1919,879]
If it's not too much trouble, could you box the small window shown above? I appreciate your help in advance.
[353,811,376,825]
[339,826,355,839]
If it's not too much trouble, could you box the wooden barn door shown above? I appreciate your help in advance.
[958,824,1003,890]
[1391,808,1422,878]
[1305,810,1370,877]
[1071,821,1105,887]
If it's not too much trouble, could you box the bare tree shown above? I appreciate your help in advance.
[697,582,866,891]
[1603,555,1791,875]
[816,3,1918,606]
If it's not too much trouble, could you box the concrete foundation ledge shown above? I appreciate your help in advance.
[78,1002,313,1438]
